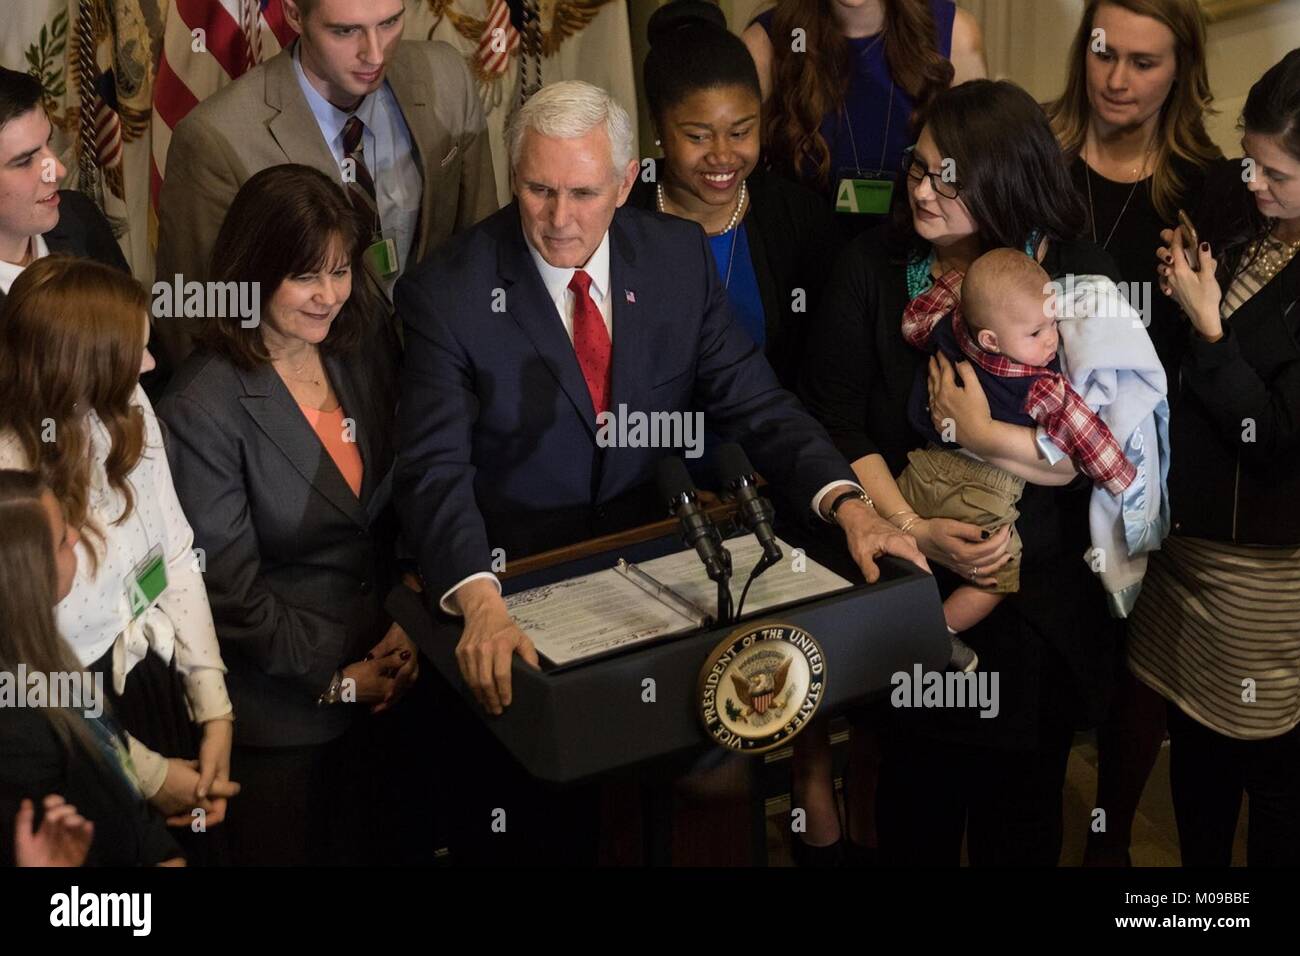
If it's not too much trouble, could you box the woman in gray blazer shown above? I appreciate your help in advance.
[157,165,427,865]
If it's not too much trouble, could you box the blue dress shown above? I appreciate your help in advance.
[756,0,957,191]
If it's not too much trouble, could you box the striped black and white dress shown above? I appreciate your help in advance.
[1128,238,1300,740]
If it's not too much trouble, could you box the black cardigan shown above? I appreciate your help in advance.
[802,228,1125,745]
[1167,161,1300,546]
[627,164,840,390]
[0,708,180,866]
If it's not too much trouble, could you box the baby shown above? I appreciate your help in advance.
[899,248,1136,671]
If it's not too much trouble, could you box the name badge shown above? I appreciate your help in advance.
[835,176,895,216]
[125,543,168,620]
[363,236,400,282]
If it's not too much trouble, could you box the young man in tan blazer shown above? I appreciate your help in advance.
[155,0,497,366]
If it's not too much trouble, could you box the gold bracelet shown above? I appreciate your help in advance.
[898,515,923,535]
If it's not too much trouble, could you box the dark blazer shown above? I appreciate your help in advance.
[0,189,128,307]
[157,333,414,747]
[627,164,841,389]
[0,708,180,866]
[394,202,857,602]
[801,227,1125,741]
[1167,161,1300,546]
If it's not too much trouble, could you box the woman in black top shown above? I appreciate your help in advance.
[802,80,1123,864]
[627,0,839,390]
[1131,50,1300,866]
[1045,0,1221,868]
[0,469,183,867]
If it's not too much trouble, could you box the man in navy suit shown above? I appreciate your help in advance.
[395,81,923,717]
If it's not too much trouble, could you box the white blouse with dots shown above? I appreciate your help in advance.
[0,385,231,792]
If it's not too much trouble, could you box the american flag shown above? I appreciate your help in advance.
[476,0,520,78]
[149,0,295,223]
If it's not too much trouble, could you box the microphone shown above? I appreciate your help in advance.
[716,443,783,569]
[656,457,731,584]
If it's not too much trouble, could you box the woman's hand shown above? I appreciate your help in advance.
[150,757,240,827]
[911,517,1012,587]
[927,353,993,452]
[196,717,232,801]
[1157,227,1223,341]
[340,656,398,707]
[364,621,419,715]
[14,795,94,867]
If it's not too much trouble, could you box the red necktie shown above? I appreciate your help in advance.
[568,269,611,416]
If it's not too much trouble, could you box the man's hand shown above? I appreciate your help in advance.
[14,795,94,867]
[454,578,540,716]
[832,497,929,583]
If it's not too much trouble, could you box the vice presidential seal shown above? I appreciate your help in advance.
[697,622,825,753]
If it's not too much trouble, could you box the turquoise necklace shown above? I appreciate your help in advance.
[906,229,1044,299]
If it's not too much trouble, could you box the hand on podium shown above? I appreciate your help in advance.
[454,577,541,715]
[825,490,930,583]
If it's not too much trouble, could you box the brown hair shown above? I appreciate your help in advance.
[201,163,373,368]
[0,257,147,569]
[1046,0,1221,221]
[763,0,954,190]
[0,469,103,762]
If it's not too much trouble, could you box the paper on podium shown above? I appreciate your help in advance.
[505,536,852,667]
[637,535,853,618]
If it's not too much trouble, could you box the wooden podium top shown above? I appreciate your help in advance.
[498,495,740,580]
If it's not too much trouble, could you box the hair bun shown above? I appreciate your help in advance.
[647,0,728,49]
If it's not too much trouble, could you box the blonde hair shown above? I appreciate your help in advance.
[1046,0,1221,221]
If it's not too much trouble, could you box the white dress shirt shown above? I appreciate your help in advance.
[526,230,614,341]
[0,234,49,294]
[293,43,422,295]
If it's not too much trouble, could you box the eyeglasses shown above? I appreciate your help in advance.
[902,146,962,200]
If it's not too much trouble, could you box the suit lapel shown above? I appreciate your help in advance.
[384,44,441,266]
[606,213,650,432]
[264,45,343,175]
[498,205,600,439]
[236,363,368,527]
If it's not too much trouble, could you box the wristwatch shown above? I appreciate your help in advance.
[317,669,345,707]
[827,488,873,526]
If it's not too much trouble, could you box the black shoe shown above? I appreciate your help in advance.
[790,836,846,868]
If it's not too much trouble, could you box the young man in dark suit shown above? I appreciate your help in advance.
[0,68,128,304]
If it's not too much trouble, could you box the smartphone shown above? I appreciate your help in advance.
[1177,209,1200,271]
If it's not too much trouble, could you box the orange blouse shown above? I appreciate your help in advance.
[298,403,363,498]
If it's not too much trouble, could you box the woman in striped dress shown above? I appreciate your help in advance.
[1131,49,1300,866]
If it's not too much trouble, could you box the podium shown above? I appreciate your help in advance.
[416,516,950,786]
